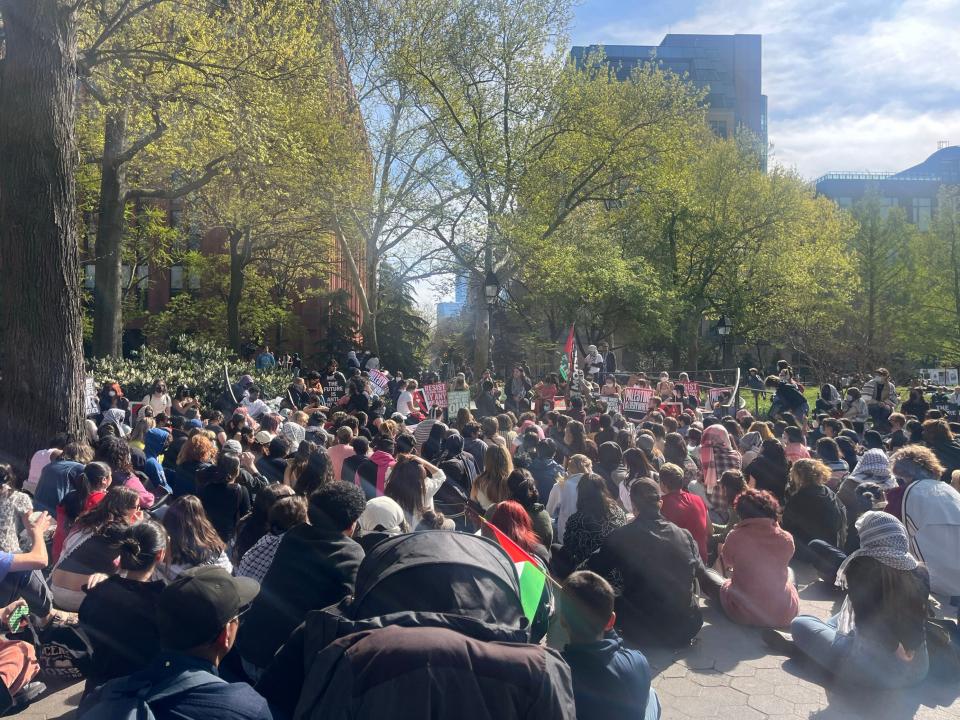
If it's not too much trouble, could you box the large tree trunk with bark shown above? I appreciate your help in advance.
[0,0,86,459]
[92,109,128,357]
[363,252,379,355]
[473,279,490,374]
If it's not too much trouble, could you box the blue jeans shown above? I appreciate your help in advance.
[644,689,661,720]
[791,613,928,688]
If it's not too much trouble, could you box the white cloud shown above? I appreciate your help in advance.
[574,0,960,178]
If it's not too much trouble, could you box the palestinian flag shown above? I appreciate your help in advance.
[484,519,547,623]
[559,323,575,381]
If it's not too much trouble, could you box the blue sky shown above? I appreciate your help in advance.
[570,0,960,179]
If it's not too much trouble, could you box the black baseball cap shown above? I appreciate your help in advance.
[158,567,260,651]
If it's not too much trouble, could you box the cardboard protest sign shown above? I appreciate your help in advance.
[553,397,567,411]
[368,369,389,397]
[447,390,471,416]
[323,377,345,403]
[623,387,653,415]
[682,382,700,399]
[85,378,99,416]
[423,383,448,410]
[412,389,429,415]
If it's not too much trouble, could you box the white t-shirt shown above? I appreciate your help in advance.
[242,398,271,419]
[140,393,171,417]
[397,391,415,417]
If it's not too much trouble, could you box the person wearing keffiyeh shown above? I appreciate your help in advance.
[767,512,931,689]
[698,425,741,495]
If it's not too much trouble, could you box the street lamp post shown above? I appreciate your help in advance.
[484,270,499,375]
[716,314,733,371]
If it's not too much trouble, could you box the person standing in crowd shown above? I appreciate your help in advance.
[255,345,277,370]
[140,380,172,418]
[765,375,808,421]
[560,571,661,720]
[598,342,617,384]
[506,366,532,414]
[862,368,898,431]
[718,489,799,628]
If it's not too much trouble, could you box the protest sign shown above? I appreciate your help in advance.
[602,396,622,414]
[412,389,429,415]
[323,377,345,403]
[84,378,99,416]
[368,369,389,397]
[623,387,653,415]
[709,387,734,405]
[552,397,567,411]
[423,383,448,410]
[447,390,471,416]
[661,402,683,418]
[682,381,700,399]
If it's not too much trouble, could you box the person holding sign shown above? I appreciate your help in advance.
[533,374,559,417]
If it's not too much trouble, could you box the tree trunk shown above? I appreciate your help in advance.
[227,230,246,353]
[0,0,86,458]
[92,109,128,357]
[363,253,379,355]
[473,278,491,374]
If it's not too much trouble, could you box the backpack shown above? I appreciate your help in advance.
[77,668,223,719]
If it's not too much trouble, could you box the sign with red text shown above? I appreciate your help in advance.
[423,383,448,409]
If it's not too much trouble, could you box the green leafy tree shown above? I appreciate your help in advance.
[374,265,429,373]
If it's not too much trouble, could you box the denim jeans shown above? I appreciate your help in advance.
[644,689,661,720]
[791,613,928,688]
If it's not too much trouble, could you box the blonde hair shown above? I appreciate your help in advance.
[790,458,831,488]
[129,418,155,444]
[566,454,593,476]
[749,421,774,441]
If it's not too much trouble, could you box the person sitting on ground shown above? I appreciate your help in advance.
[902,387,931,419]
[562,473,627,570]
[782,459,845,565]
[159,495,232,582]
[436,432,478,499]
[236,496,308,583]
[528,439,564,501]
[587,478,720,647]
[33,441,93,514]
[920,417,960,481]
[79,520,167,691]
[767,512,930,689]
[340,437,370,492]
[885,412,909,450]
[0,466,34,555]
[745,439,791,504]
[0,510,65,637]
[50,486,141,611]
[494,469,552,547]
[355,496,409,553]
[658,463,709,564]
[560,570,661,720]
[326,426,355,482]
[718,489,799,628]
[841,387,869,424]
[198,453,252,544]
[782,426,810,464]
[383,454,447,530]
[78,567,270,720]
[892,444,960,597]
[254,435,290,487]
[710,469,748,552]
[53,461,111,563]
[594,442,628,502]
[471,443,513,510]
[231,484,295,565]
[698,424,741,496]
[96,437,154,509]
[237,482,366,677]
[816,437,849,490]
[546,454,593,540]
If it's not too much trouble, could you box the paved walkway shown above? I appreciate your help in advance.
[15,566,960,719]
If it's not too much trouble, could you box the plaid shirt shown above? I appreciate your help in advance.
[236,532,284,584]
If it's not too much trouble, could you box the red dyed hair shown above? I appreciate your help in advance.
[488,500,539,555]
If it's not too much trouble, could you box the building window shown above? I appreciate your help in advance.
[170,265,200,295]
[879,196,898,219]
[709,119,728,138]
[912,197,932,231]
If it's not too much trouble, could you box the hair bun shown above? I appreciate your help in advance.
[120,537,141,556]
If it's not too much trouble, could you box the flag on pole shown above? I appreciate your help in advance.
[483,518,547,623]
[559,324,575,381]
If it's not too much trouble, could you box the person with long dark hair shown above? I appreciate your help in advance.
[53,462,111,563]
[159,495,231,582]
[563,473,627,567]
[198,453,251,543]
[745,439,791,504]
[384,454,447,529]
[51,486,141,610]
[231,483,295,564]
[421,422,449,463]
[95,437,154,508]
[79,520,167,689]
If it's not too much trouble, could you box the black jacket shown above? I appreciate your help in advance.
[258,611,574,720]
[237,524,364,670]
[782,484,845,547]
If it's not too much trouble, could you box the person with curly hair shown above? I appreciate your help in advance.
[718,489,799,627]
[782,459,845,565]
[172,433,217,497]
[95,437,154,509]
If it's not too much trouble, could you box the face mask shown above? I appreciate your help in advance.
[874,375,883,382]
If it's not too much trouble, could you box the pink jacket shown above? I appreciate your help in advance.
[369,450,396,496]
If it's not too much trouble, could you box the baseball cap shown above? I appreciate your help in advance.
[158,567,259,651]
[254,430,275,445]
[222,439,243,455]
[187,419,203,429]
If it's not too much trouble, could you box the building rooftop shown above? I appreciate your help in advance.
[815,145,960,186]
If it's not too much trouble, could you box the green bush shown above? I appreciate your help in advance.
[87,336,292,409]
